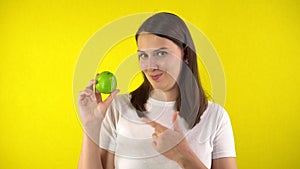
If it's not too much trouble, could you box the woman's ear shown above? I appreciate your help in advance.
[183,46,189,64]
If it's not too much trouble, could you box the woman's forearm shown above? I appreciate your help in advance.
[178,148,207,169]
[78,133,103,169]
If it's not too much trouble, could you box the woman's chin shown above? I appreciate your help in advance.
[151,83,177,92]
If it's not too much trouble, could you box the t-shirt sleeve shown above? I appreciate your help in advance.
[212,106,236,159]
[99,100,118,152]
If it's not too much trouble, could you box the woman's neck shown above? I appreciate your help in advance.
[150,87,179,102]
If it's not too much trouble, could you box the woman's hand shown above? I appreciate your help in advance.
[142,112,207,169]
[141,112,190,163]
[78,74,119,145]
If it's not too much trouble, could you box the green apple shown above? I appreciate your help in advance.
[95,71,117,94]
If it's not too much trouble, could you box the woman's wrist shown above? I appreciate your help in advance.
[82,117,103,145]
[173,143,192,166]
[176,147,193,167]
[83,132,97,144]
[177,148,207,169]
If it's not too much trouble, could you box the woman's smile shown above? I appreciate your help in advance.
[150,72,163,81]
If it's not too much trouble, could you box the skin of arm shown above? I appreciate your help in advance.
[179,155,238,169]
[78,134,115,169]
[178,151,238,169]
[212,157,238,169]
[100,148,115,169]
[78,133,103,169]
[176,145,208,169]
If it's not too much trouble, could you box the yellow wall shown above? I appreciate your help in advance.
[1,0,299,168]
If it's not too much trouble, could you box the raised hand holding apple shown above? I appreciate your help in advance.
[78,72,119,145]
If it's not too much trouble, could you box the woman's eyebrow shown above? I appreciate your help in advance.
[137,47,168,52]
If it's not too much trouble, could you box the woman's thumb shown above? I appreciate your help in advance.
[102,89,120,107]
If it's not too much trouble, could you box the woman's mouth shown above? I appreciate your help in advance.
[150,73,163,81]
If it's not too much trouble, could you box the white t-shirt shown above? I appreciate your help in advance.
[100,94,236,169]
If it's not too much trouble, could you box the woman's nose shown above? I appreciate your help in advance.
[140,56,159,71]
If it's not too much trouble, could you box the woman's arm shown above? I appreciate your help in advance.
[212,157,237,169]
[100,148,115,169]
[78,133,103,169]
[77,77,119,169]
[78,134,115,169]
[179,156,238,169]
[177,147,207,169]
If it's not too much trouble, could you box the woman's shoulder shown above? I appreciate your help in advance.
[192,101,231,143]
[201,101,229,122]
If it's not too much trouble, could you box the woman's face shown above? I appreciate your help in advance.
[137,33,184,92]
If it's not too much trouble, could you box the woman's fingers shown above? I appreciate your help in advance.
[94,73,102,103]
[141,117,168,133]
[78,90,93,101]
[143,112,185,155]
[82,75,103,104]
[95,90,102,103]
[102,89,120,107]
[85,79,96,91]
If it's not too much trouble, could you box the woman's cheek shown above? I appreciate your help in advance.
[164,60,182,79]
[139,61,147,71]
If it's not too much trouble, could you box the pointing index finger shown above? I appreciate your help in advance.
[141,117,157,127]
[141,117,167,133]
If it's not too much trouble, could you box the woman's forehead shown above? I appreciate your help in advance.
[137,33,179,51]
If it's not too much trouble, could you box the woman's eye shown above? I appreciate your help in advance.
[157,51,168,56]
[138,53,148,59]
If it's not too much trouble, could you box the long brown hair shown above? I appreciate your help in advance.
[130,12,208,128]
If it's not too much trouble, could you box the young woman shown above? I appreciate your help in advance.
[78,12,237,169]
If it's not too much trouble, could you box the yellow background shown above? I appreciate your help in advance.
[1,0,299,168]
